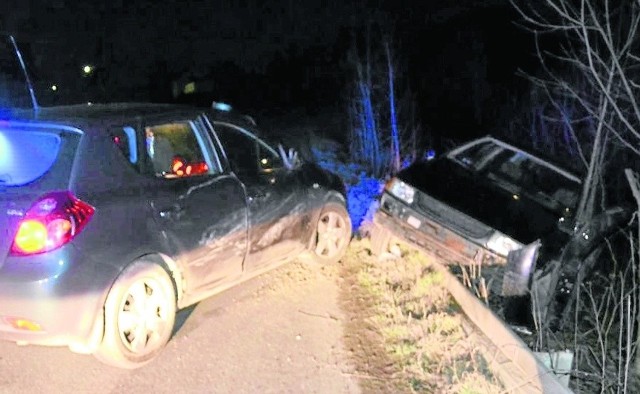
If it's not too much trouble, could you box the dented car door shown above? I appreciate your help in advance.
[211,121,308,271]
[143,118,248,292]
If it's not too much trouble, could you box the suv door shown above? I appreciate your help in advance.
[140,116,248,293]
[210,120,308,271]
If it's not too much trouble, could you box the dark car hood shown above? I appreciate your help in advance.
[398,159,565,244]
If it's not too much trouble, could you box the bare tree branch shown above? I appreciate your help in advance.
[514,0,640,381]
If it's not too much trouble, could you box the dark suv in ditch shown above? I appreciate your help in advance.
[370,136,633,326]
[0,103,352,368]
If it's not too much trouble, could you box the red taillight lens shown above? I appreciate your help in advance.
[10,191,95,256]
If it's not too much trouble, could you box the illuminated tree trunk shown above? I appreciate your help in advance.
[385,41,400,173]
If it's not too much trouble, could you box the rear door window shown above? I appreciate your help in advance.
[0,129,61,186]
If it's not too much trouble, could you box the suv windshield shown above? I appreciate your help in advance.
[0,129,61,186]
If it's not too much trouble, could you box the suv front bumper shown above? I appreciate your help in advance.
[372,199,505,266]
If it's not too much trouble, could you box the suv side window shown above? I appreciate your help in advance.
[145,121,217,178]
[213,122,282,176]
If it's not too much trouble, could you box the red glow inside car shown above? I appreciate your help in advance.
[171,156,208,177]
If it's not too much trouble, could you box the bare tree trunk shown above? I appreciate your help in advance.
[624,169,640,378]
[512,0,640,386]
[384,41,400,173]
[351,43,382,177]
[348,26,422,177]
[576,99,608,225]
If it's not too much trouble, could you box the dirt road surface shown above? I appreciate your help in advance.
[0,262,360,394]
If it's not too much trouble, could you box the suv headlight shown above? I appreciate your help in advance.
[486,232,522,257]
[386,178,415,204]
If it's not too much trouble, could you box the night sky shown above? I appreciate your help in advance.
[0,0,536,141]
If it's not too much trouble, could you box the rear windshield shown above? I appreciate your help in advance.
[0,129,61,186]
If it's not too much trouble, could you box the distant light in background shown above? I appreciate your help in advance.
[183,82,196,95]
[82,65,94,75]
[50,85,58,92]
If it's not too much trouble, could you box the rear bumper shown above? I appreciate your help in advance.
[0,291,103,351]
[0,246,117,352]
[373,206,505,266]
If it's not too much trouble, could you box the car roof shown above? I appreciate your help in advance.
[2,102,255,134]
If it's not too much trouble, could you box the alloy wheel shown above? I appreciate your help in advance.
[315,210,349,258]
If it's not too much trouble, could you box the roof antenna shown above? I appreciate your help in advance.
[9,35,39,113]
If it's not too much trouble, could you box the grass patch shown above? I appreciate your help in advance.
[339,238,503,393]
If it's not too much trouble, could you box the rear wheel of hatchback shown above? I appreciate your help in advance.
[95,261,176,369]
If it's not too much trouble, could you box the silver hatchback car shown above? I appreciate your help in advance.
[0,103,352,368]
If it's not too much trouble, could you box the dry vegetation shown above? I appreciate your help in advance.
[533,266,640,393]
[449,237,640,393]
[338,238,503,393]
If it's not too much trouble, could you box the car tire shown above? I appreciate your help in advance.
[307,202,352,264]
[94,260,176,369]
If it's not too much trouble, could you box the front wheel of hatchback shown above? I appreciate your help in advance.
[308,202,352,264]
[95,261,176,369]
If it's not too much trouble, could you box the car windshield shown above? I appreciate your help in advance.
[450,140,581,215]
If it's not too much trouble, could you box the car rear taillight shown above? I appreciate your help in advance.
[10,191,95,256]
